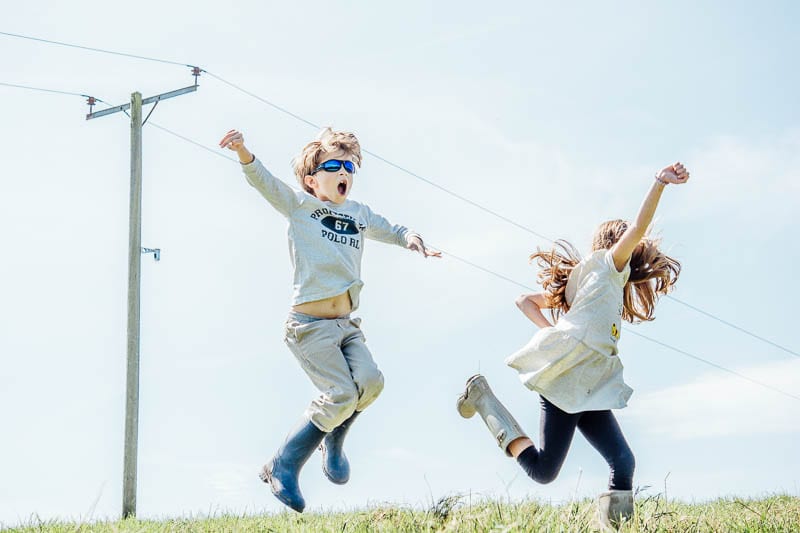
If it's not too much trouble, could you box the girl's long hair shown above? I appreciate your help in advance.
[530,219,681,324]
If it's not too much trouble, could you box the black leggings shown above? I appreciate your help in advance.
[516,396,635,490]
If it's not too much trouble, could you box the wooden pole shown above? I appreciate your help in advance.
[86,82,197,519]
[122,91,143,519]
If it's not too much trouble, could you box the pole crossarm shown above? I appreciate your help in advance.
[86,84,198,120]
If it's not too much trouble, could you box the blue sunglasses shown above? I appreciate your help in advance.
[312,159,356,174]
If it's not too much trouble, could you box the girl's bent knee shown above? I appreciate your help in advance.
[531,469,559,485]
[517,447,561,485]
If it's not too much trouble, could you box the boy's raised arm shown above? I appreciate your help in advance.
[219,129,300,217]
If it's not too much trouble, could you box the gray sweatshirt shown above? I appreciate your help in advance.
[242,158,413,311]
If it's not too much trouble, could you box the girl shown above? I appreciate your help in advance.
[457,162,689,529]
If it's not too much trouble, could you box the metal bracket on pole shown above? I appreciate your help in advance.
[141,247,161,261]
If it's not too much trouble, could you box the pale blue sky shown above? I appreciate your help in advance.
[1,1,799,527]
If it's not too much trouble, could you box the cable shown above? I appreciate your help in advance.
[0,78,232,162]
[432,244,535,291]
[201,71,555,242]
[665,295,799,359]
[627,330,800,402]
[434,245,800,403]
[7,74,790,403]
[0,31,191,67]
[0,81,100,101]
[365,150,553,241]
[201,71,321,129]
[117,110,235,162]
[1,28,795,358]
[98,119,800,402]
[204,69,797,358]
[146,121,237,162]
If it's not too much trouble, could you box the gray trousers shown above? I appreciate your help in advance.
[284,312,384,432]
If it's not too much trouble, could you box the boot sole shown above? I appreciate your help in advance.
[259,462,305,513]
[456,374,486,418]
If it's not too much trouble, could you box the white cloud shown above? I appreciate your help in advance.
[680,131,800,222]
[627,359,800,439]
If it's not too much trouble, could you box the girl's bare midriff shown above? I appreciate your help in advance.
[292,291,352,319]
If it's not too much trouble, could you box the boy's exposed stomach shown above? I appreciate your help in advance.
[292,291,352,318]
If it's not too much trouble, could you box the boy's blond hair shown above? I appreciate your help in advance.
[292,127,362,194]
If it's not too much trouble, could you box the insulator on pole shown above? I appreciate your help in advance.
[190,66,202,86]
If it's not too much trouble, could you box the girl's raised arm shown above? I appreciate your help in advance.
[610,162,690,272]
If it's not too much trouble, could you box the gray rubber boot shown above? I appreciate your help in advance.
[259,419,326,513]
[320,410,360,485]
[456,374,526,456]
[596,489,634,530]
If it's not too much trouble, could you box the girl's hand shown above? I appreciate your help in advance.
[407,235,442,258]
[656,162,690,185]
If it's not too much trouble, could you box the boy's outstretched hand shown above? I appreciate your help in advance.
[407,235,442,259]
[219,129,254,164]
[657,162,690,185]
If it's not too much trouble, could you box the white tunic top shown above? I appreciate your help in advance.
[505,250,634,413]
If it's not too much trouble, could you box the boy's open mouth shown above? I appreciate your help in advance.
[338,180,348,195]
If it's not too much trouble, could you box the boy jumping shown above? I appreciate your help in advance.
[219,128,440,512]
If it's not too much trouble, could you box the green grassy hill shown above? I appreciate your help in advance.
[4,494,798,532]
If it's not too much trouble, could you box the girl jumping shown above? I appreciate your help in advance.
[457,162,689,529]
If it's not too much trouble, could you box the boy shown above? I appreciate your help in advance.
[219,128,440,513]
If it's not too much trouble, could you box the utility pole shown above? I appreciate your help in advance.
[87,69,199,518]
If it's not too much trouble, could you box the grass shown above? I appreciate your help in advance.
[3,494,798,532]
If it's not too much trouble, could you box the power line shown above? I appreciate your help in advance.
[202,69,799,360]
[95,117,800,402]
[0,31,191,67]
[665,295,799,359]
[362,150,553,242]
[201,71,320,130]
[432,243,535,291]
[1,30,796,359]
[4,75,795,403]
[434,245,800,403]
[201,71,554,242]
[0,79,233,162]
[0,27,551,240]
[626,330,800,402]
[147,121,236,162]
[0,81,100,101]
[207,71,800,355]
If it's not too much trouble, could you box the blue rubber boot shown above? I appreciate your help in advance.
[321,410,360,484]
[259,419,326,513]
